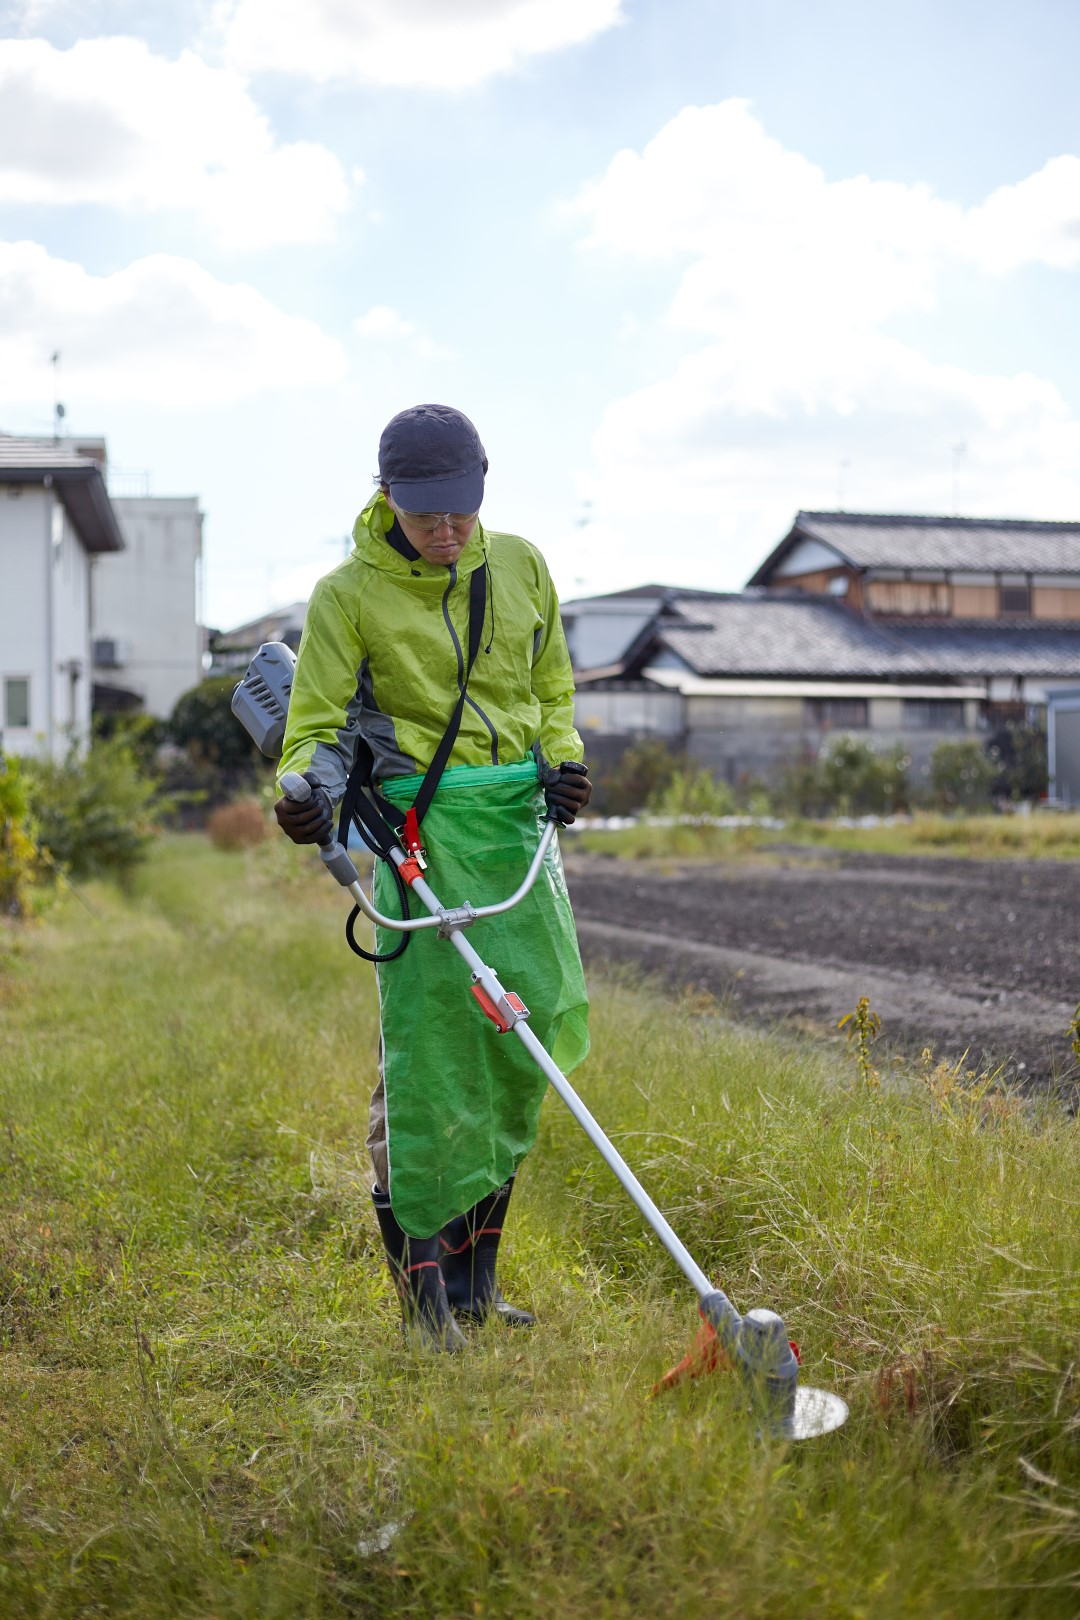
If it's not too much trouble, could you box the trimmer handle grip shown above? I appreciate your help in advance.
[280,771,334,849]
[280,771,359,884]
[281,770,313,803]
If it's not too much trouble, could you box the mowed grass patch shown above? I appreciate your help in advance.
[0,833,1077,1618]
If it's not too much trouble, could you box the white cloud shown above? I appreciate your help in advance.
[0,240,347,406]
[964,156,1080,275]
[0,37,352,249]
[354,303,453,360]
[217,0,624,88]
[564,101,1080,588]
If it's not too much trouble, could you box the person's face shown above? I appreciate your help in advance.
[388,497,480,567]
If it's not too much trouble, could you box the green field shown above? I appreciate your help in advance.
[574,810,1080,862]
[1,835,1078,1618]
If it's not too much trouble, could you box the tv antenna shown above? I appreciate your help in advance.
[51,351,65,439]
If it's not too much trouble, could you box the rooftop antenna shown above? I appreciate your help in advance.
[951,441,967,515]
[51,351,64,440]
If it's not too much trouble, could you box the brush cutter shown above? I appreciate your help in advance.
[232,643,846,1439]
[273,766,847,1441]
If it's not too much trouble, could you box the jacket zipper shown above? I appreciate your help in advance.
[442,565,499,765]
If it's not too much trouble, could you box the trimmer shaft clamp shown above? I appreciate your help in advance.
[437,903,478,938]
[470,982,530,1034]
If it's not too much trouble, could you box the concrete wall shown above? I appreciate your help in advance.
[686,699,981,786]
[93,496,204,717]
[572,683,986,791]
[1,483,92,757]
[574,685,682,739]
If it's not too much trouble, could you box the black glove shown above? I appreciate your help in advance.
[544,760,591,826]
[274,772,334,845]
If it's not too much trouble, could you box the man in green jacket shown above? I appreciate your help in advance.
[276,403,591,1350]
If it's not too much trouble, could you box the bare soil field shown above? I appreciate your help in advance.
[565,846,1080,1092]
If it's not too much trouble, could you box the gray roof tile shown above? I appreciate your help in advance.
[791,512,1080,573]
[654,596,930,678]
[884,619,1080,678]
[0,434,102,472]
[643,594,1080,683]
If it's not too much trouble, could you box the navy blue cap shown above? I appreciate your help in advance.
[378,403,487,514]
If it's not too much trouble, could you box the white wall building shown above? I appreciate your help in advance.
[93,494,205,718]
[0,436,124,759]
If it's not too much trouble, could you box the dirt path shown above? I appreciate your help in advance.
[565,847,1080,1089]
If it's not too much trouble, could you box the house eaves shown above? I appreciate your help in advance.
[0,436,124,553]
[641,668,986,701]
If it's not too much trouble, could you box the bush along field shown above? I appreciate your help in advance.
[1,835,1078,1618]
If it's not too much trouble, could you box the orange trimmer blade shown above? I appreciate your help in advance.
[652,1319,800,1397]
[651,1319,729,1396]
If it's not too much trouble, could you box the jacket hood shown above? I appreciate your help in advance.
[351,491,488,584]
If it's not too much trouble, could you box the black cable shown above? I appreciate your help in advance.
[342,811,411,964]
[484,563,496,653]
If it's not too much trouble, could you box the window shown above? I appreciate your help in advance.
[865,579,950,615]
[999,583,1031,616]
[902,699,965,731]
[4,677,30,729]
[804,697,868,729]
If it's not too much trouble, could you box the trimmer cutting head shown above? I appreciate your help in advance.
[783,1386,849,1442]
[653,1292,848,1442]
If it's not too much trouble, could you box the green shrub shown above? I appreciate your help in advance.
[771,751,829,818]
[92,711,168,773]
[23,735,164,883]
[0,754,43,917]
[167,677,267,817]
[169,677,262,774]
[929,738,997,811]
[589,737,683,816]
[988,717,1048,801]
[773,735,910,818]
[647,764,735,819]
[819,733,910,816]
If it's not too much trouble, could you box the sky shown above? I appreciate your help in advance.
[1,0,1079,632]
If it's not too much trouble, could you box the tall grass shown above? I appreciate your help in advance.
[576,810,1080,862]
[0,835,1077,1617]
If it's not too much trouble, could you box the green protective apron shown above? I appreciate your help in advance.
[373,759,589,1237]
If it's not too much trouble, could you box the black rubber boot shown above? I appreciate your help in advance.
[371,1186,466,1352]
[439,1178,536,1327]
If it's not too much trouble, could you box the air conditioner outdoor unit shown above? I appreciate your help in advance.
[93,637,130,669]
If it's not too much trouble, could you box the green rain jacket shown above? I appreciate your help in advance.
[277,492,590,1236]
[278,492,583,795]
